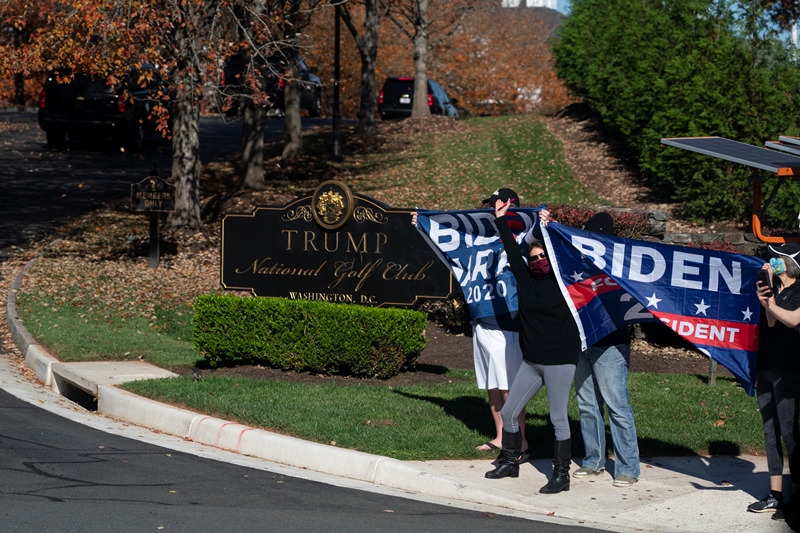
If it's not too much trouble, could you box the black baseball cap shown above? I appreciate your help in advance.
[583,212,615,236]
[483,188,520,207]
[768,242,800,269]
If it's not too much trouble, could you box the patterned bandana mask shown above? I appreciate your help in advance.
[770,257,786,275]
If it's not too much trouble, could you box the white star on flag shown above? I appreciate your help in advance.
[694,299,710,316]
[646,292,662,309]
[742,307,753,321]
[570,271,584,283]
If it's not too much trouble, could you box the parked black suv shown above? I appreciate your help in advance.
[219,53,322,117]
[37,65,169,150]
[378,77,459,120]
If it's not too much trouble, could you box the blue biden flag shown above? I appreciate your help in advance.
[414,208,542,321]
[416,208,764,395]
[543,222,764,395]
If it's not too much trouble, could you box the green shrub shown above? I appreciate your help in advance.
[553,0,800,226]
[193,295,428,378]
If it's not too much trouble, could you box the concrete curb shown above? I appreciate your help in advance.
[6,250,60,386]
[95,384,534,513]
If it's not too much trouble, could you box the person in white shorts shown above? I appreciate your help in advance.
[473,312,526,452]
[413,187,527,453]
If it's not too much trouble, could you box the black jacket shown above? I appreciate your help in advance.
[496,216,581,365]
[758,280,800,373]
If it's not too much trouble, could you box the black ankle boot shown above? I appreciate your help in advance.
[540,438,571,494]
[485,430,523,479]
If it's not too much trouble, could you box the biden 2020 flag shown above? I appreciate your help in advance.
[415,208,541,321]
[415,208,763,395]
[543,222,763,395]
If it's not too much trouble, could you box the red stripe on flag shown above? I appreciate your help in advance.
[566,275,624,310]
[651,311,759,352]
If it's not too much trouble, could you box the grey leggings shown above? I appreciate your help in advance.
[500,360,576,441]
[756,368,799,477]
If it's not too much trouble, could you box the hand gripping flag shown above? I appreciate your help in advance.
[415,208,541,321]
[543,222,764,395]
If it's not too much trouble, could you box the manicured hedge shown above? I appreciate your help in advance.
[193,295,428,378]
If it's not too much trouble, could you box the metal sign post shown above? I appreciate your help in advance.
[131,173,176,268]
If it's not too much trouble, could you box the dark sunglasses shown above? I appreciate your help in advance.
[528,252,547,261]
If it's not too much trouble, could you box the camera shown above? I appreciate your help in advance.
[757,269,773,297]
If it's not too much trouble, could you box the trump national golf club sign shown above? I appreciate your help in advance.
[220,181,453,307]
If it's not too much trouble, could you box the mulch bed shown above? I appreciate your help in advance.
[176,322,731,386]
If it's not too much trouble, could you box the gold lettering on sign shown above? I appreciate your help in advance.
[347,233,368,253]
[382,260,435,281]
[135,191,173,200]
[234,258,327,276]
[304,230,318,251]
[283,229,298,250]
[324,232,339,252]
[375,233,387,254]
[284,230,390,254]
[329,259,384,291]
[287,292,356,303]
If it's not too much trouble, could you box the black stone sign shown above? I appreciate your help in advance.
[221,180,454,306]
[131,176,176,212]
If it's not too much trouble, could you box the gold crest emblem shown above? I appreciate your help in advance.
[312,180,354,230]
[316,189,345,224]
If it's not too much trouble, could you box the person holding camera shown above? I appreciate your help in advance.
[752,242,800,524]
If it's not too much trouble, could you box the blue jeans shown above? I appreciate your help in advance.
[575,343,640,478]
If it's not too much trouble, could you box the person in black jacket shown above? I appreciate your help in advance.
[484,199,581,494]
[750,242,800,524]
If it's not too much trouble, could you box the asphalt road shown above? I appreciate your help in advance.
[0,387,609,533]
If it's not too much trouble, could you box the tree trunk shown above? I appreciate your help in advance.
[281,78,304,159]
[411,0,431,118]
[167,98,203,228]
[13,72,25,108]
[357,0,382,136]
[241,99,266,190]
[341,0,384,137]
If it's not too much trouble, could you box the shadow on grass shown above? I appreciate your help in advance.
[410,363,449,375]
[392,389,583,460]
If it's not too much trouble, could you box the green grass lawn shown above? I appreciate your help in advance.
[14,113,763,461]
[120,371,761,461]
[344,114,606,210]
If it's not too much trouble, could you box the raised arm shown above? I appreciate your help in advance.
[494,200,528,278]
[757,263,800,327]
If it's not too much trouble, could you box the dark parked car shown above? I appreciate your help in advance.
[378,77,459,120]
[37,65,170,150]
[219,53,322,117]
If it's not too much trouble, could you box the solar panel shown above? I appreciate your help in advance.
[661,136,800,176]
[765,141,800,157]
[778,136,800,147]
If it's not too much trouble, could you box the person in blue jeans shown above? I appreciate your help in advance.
[572,212,640,488]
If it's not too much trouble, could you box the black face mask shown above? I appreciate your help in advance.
[529,258,551,276]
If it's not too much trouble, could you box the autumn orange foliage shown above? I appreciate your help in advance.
[1,1,572,116]
[303,2,573,118]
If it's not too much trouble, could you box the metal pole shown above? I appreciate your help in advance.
[331,3,342,161]
[149,212,160,268]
